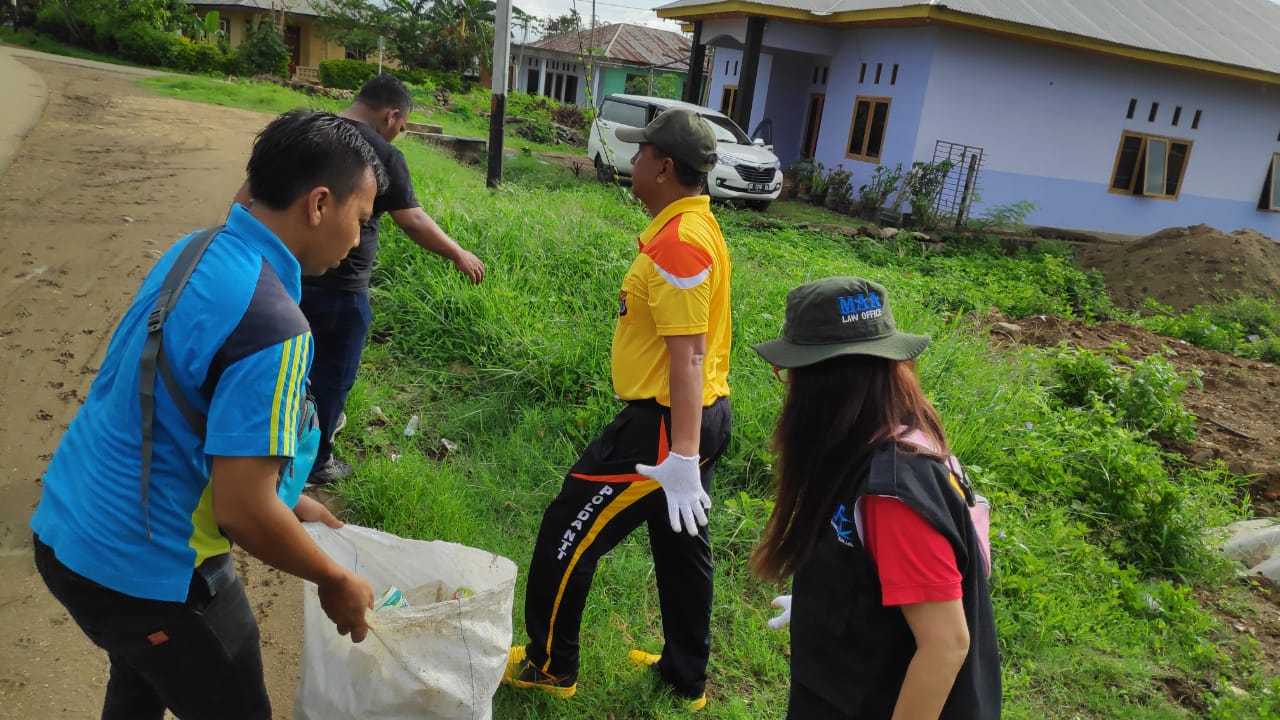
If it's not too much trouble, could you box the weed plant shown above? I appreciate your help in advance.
[316,144,1270,719]
[1140,295,1280,363]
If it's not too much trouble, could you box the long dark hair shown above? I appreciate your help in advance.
[750,354,949,583]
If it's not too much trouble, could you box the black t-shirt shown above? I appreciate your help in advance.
[303,118,419,293]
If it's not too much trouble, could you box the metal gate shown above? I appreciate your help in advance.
[931,141,985,229]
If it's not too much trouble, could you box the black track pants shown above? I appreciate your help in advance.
[522,397,731,698]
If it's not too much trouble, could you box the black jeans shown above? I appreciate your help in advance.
[299,286,373,468]
[33,536,270,720]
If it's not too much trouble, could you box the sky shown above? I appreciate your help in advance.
[510,0,687,38]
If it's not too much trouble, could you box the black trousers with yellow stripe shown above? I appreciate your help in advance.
[522,397,731,698]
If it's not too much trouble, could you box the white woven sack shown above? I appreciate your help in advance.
[294,523,516,720]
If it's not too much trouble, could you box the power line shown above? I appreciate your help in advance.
[548,0,672,13]
[590,1,669,10]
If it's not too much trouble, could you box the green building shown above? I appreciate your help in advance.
[511,23,693,107]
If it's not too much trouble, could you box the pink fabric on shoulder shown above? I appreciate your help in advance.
[895,427,992,578]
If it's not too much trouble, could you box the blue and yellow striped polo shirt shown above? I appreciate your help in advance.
[31,204,312,602]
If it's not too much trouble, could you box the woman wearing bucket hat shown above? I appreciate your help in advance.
[750,276,1000,719]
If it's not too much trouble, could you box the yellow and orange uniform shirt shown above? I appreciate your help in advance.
[611,195,731,407]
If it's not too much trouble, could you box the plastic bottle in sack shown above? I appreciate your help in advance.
[375,586,411,611]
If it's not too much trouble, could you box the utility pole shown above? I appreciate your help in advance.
[487,0,513,188]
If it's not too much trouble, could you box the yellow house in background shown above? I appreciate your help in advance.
[187,0,348,80]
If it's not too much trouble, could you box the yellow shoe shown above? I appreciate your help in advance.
[501,646,577,698]
[627,649,661,669]
[626,650,706,711]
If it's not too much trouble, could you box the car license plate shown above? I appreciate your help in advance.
[749,183,769,193]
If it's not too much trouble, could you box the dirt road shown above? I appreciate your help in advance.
[0,53,303,718]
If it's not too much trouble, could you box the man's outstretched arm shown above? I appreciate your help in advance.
[390,207,485,284]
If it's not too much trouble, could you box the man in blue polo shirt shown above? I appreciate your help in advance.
[30,110,383,720]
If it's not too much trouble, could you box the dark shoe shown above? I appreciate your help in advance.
[306,458,352,487]
[501,646,577,698]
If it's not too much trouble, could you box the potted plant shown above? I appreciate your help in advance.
[786,159,814,200]
[857,163,904,223]
[807,162,829,206]
[824,164,854,214]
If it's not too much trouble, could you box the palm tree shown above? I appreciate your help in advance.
[426,0,497,73]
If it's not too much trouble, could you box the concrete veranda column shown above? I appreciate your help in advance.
[733,17,764,131]
[683,21,705,105]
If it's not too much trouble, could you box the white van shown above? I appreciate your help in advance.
[587,94,782,209]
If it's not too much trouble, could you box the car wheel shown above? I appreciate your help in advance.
[595,156,616,184]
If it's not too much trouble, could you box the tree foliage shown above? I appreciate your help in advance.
[314,0,401,61]
[539,9,581,37]
[33,0,195,48]
[624,72,681,100]
[427,0,496,74]
[230,19,291,76]
[317,0,512,73]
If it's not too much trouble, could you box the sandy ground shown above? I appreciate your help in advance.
[0,53,304,719]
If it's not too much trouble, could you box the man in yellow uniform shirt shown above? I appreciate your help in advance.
[503,109,732,710]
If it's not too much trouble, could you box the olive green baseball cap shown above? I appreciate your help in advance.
[615,108,718,172]
[752,277,930,368]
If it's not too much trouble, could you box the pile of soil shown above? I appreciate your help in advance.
[1071,224,1280,311]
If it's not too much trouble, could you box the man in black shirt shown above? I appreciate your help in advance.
[243,75,485,484]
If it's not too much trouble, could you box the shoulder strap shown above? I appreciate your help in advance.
[138,226,222,539]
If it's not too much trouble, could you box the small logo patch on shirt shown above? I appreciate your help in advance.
[830,503,855,548]
[147,631,170,646]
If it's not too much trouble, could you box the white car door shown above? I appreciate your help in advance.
[594,99,650,176]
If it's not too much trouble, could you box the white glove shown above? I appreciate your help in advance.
[636,451,711,536]
[767,595,792,630]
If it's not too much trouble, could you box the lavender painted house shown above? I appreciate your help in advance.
[659,0,1280,236]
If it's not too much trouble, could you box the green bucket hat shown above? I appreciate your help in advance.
[615,108,718,172]
[751,276,930,368]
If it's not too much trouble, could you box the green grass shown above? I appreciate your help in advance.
[137,72,591,155]
[138,75,345,115]
[313,142,1274,719]
[757,196,870,225]
[1,26,144,67]
[135,74,1278,717]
